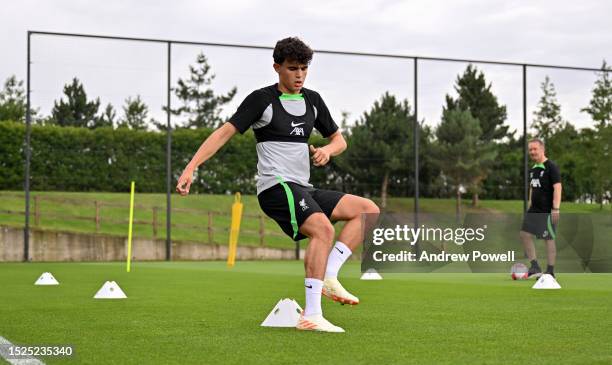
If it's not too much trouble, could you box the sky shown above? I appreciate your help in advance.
[2,0,611,134]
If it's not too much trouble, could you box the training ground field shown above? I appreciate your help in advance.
[1,261,611,365]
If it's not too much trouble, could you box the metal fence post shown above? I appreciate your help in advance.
[523,65,528,212]
[414,57,419,222]
[413,57,420,255]
[166,41,172,261]
[24,31,32,262]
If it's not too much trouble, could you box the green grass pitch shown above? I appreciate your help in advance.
[1,261,611,364]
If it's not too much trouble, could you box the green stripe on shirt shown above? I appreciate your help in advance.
[279,93,304,101]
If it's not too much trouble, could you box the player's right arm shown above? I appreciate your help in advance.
[176,89,268,196]
[528,186,532,209]
[176,122,238,196]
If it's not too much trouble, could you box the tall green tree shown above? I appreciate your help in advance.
[119,96,152,130]
[582,61,612,128]
[597,124,612,207]
[340,92,425,208]
[531,76,579,202]
[169,52,237,129]
[445,64,509,141]
[581,61,612,207]
[0,75,38,122]
[445,65,509,205]
[572,128,607,207]
[546,123,580,202]
[532,76,566,141]
[50,78,101,128]
[477,133,522,200]
[432,108,497,219]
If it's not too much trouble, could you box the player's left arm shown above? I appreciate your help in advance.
[310,131,347,166]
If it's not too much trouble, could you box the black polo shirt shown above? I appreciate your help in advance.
[528,159,561,212]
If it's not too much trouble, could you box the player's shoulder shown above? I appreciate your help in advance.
[301,87,323,102]
[250,84,278,100]
[545,159,559,170]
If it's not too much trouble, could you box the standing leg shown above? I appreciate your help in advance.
[300,213,335,281]
[520,230,542,277]
[544,213,557,276]
[545,239,556,276]
[296,212,344,332]
[520,230,537,261]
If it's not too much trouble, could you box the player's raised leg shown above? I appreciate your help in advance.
[296,212,344,332]
[322,195,380,305]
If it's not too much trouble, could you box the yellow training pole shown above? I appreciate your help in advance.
[126,181,135,272]
[227,192,243,268]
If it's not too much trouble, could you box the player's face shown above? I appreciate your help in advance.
[528,142,545,162]
[274,60,308,94]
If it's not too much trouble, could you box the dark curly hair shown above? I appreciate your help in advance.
[273,37,313,65]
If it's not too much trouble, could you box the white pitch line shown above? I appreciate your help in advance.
[0,336,45,365]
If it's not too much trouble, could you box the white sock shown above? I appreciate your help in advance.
[303,278,323,317]
[325,241,352,279]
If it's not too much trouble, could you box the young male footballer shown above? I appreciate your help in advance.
[176,37,379,333]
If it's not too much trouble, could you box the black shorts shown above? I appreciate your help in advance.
[521,211,557,240]
[258,182,346,241]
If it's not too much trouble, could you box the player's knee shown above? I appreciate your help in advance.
[349,197,380,219]
[317,221,335,243]
[303,214,334,242]
[364,199,380,215]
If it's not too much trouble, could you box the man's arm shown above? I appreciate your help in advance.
[176,122,238,195]
[552,183,562,209]
[551,182,562,223]
[528,187,532,209]
[549,162,562,223]
[310,131,347,166]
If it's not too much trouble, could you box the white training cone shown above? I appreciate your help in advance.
[532,274,561,289]
[94,281,127,299]
[360,268,383,280]
[261,298,303,327]
[34,272,59,285]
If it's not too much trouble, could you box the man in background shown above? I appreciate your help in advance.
[520,138,562,278]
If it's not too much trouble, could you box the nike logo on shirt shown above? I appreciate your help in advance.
[291,121,305,127]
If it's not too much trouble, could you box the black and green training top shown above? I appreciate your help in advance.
[228,84,338,195]
[528,159,561,212]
